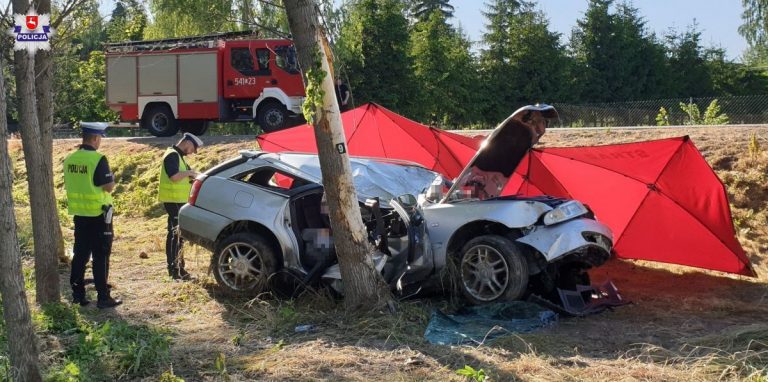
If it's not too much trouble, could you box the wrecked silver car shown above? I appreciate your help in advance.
[179,105,614,303]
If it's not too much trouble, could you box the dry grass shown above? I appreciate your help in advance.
[6,129,768,381]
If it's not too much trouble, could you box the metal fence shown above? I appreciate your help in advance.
[551,95,768,127]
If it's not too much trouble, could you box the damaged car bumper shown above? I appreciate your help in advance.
[516,218,613,264]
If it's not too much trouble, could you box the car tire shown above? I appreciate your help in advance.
[180,121,209,136]
[212,233,278,296]
[142,105,179,137]
[257,101,287,133]
[458,235,529,304]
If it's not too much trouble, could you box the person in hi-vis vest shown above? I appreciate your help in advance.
[63,122,122,308]
[159,133,203,280]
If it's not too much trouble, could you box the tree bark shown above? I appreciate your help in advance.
[284,0,393,310]
[13,0,62,304]
[33,0,67,265]
[0,58,44,382]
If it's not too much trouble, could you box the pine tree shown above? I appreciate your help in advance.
[409,0,455,21]
[666,24,714,97]
[335,0,415,113]
[410,10,478,126]
[479,0,568,123]
[570,0,668,102]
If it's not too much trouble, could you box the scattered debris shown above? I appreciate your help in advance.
[404,356,424,367]
[424,301,557,345]
[294,324,316,333]
[529,281,630,317]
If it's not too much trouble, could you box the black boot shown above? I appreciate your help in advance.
[97,293,123,309]
[73,295,90,307]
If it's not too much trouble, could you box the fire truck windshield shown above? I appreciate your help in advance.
[276,45,300,74]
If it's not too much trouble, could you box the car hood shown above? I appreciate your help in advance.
[443,104,559,202]
[270,152,438,206]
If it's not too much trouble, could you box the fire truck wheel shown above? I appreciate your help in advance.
[257,102,287,133]
[180,121,209,136]
[142,105,179,137]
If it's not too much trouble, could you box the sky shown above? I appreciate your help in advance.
[451,0,748,61]
[95,0,749,61]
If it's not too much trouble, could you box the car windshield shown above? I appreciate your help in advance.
[274,153,437,206]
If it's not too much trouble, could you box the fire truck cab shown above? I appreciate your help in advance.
[105,31,305,137]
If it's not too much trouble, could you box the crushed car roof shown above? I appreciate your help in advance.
[262,152,439,204]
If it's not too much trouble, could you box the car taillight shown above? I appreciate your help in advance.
[188,178,203,206]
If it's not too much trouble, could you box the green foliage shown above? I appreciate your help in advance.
[740,0,768,64]
[335,0,416,115]
[479,1,569,123]
[106,0,147,42]
[37,303,172,380]
[409,0,455,21]
[302,67,327,125]
[409,11,479,127]
[109,151,165,218]
[35,304,86,334]
[45,362,81,382]
[679,101,702,125]
[214,352,229,380]
[456,365,488,381]
[55,51,119,124]
[656,107,670,126]
[679,99,729,125]
[145,0,239,39]
[703,99,729,125]
[570,0,669,102]
[158,370,185,382]
[666,24,713,98]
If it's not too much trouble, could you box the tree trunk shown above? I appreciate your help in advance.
[13,0,62,305]
[284,0,393,310]
[0,58,44,382]
[33,0,67,265]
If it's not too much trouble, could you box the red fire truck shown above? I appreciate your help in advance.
[105,31,306,136]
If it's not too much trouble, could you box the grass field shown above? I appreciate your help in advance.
[7,126,768,381]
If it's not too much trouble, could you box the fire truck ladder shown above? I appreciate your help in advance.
[105,30,260,53]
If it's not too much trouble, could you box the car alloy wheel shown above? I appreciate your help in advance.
[217,242,267,291]
[461,244,511,302]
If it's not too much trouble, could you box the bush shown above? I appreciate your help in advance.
[679,99,729,125]
[37,304,173,380]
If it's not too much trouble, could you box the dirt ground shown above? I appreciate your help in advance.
[12,126,768,381]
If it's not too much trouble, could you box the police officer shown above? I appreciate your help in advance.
[63,122,122,308]
[159,133,203,280]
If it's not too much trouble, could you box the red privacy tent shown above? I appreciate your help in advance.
[257,103,481,179]
[506,137,754,276]
[258,105,752,277]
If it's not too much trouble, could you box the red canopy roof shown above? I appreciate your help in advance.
[506,137,754,276]
[256,103,481,179]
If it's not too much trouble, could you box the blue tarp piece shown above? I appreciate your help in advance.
[424,301,557,345]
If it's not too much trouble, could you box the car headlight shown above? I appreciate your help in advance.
[543,201,589,225]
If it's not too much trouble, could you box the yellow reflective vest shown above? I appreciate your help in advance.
[63,149,113,217]
[159,148,191,203]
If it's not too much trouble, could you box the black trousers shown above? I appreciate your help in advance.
[71,215,112,299]
[164,203,186,276]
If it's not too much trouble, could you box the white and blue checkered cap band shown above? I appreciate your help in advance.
[80,122,108,136]
[183,133,203,148]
